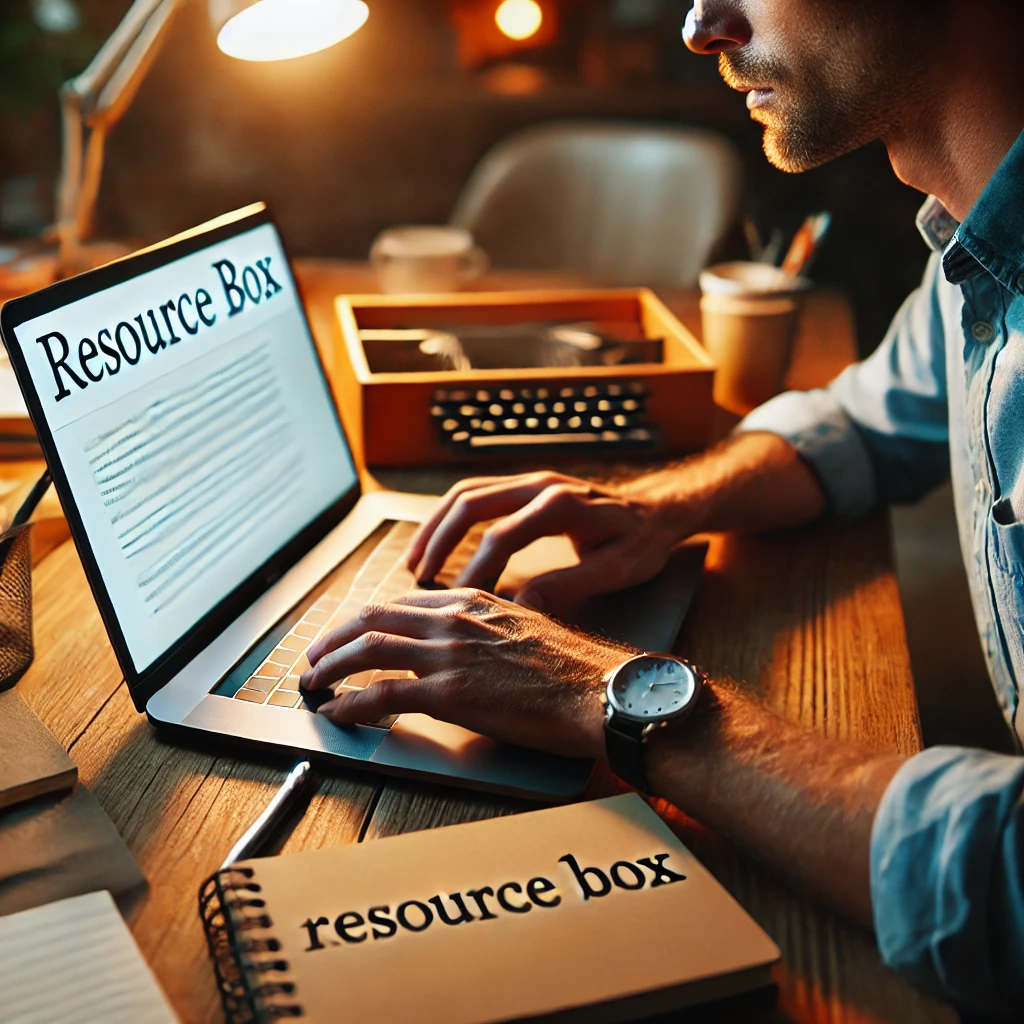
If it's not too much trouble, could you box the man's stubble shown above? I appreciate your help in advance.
[719,3,936,174]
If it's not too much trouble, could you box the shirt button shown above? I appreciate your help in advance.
[971,320,996,343]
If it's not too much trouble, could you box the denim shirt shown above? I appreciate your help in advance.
[738,130,1024,1015]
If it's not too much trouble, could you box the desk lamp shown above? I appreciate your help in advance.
[55,0,369,274]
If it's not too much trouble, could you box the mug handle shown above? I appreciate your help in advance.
[460,246,489,283]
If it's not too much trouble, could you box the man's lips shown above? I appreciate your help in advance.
[721,75,776,108]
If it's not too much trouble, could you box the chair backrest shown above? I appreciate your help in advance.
[451,122,742,288]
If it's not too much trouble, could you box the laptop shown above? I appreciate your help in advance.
[0,204,705,801]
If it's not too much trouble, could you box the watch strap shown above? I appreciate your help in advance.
[604,718,651,794]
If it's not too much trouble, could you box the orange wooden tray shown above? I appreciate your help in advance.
[334,289,715,467]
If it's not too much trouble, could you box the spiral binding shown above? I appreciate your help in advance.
[199,867,304,1023]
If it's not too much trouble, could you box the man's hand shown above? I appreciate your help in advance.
[404,436,828,615]
[299,588,628,758]
[405,471,686,614]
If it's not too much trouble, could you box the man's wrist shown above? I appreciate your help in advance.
[617,474,712,545]
[619,431,826,543]
[641,676,731,800]
[576,645,633,761]
[615,437,756,541]
[595,654,713,791]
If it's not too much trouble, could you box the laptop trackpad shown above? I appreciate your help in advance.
[495,536,707,654]
[371,713,593,799]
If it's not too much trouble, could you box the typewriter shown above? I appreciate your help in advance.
[430,382,658,455]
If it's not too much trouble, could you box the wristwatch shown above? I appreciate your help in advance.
[601,653,704,794]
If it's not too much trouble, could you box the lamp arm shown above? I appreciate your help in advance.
[55,0,186,269]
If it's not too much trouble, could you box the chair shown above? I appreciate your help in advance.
[451,122,742,288]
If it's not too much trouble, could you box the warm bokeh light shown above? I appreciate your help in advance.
[495,0,543,41]
[217,0,369,62]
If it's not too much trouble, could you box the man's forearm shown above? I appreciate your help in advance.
[621,431,828,540]
[646,681,904,926]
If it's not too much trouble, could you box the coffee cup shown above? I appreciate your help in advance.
[370,226,489,294]
[698,261,809,416]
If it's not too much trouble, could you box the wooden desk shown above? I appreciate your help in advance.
[16,262,955,1024]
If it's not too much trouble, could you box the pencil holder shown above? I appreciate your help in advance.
[0,523,34,693]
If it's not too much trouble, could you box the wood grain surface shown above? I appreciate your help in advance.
[13,262,956,1024]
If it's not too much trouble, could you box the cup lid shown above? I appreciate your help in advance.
[699,261,809,298]
[700,292,798,315]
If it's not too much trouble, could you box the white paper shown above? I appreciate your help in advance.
[0,890,179,1024]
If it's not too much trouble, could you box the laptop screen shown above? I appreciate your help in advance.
[5,219,357,674]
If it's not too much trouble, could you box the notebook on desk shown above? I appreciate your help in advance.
[0,203,706,802]
[0,688,76,811]
[0,890,178,1023]
[201,793,779,1024]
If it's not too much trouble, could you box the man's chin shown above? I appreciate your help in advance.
[762,128,816,174]
[755,105,871,174]
[748,108,805,173]
[760,123,841,175]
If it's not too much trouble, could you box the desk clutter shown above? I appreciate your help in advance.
[0,688,149,1019]
[200,794,778,1024]
[335,289,715,466]
[0,687,145,919]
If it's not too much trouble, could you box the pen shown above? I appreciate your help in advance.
[220,760,316,870]
[780,212,832,278]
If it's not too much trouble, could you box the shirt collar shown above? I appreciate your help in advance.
[915,127,1024,295]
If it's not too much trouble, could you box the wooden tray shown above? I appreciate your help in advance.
[334,289,715,467]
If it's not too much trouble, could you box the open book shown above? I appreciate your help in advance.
[201,794,779,1023]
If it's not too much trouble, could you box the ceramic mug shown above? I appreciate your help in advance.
[370,226,489,294]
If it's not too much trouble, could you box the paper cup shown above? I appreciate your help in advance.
[700,292,800,416]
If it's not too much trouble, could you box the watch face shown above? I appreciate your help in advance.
[609,656,698,722]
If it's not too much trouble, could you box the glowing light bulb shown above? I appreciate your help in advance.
[217,0,369,62]
[495,0,543,41]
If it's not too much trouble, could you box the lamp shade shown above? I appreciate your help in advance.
[209,0,369,61]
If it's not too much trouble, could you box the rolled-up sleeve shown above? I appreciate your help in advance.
[738,252,951,517]
[871,747,1024,1014]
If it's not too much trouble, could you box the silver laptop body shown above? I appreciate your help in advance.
[0,205,703,802]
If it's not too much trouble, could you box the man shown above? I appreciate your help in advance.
[301,1,1024,1013]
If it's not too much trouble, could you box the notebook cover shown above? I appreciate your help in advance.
[0,687,77,811]
[0,783,145,917]
[207,794,779,1023]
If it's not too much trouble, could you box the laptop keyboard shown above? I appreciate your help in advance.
[230,521,422,723]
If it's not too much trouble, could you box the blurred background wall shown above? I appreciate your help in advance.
[1,0,929,354]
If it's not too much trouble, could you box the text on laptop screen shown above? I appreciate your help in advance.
[11,223,357,672]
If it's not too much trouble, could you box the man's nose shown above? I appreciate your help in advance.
[683,1,751,54]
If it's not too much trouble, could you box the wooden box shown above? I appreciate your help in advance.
[333,289,714,467]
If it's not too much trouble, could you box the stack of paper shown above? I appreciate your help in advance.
[0,890,178,1023]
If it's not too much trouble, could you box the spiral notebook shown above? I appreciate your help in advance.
[200,794,779,1023]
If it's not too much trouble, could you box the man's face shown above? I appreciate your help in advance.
[684,0,936,173]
